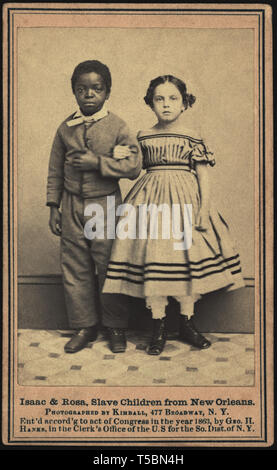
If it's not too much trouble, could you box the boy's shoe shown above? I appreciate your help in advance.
[179,316,211,349]
[64,326,98,353]
[106,328,127,353]
[147,318,167,356]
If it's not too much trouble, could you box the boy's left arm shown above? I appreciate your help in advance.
[90,123,142,180]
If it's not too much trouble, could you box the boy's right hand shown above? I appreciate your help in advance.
[49,207,62,236]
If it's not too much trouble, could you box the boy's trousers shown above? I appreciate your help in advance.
[61,189,130,329]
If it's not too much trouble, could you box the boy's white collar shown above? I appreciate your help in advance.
[67,104,108,126]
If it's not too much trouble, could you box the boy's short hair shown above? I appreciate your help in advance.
[71,60,112,93]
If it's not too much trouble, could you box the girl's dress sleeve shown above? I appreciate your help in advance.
[190,139,216,167]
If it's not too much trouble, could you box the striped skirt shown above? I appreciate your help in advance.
[103,167,244,299]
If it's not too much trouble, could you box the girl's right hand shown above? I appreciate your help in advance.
[49,207,62,236]
[195,208,209,232]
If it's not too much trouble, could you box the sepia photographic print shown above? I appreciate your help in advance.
[2,3,274,448]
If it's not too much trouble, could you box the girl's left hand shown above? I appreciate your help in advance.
[195,209,209,232]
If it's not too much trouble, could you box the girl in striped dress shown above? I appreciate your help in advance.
[103,75,244,355]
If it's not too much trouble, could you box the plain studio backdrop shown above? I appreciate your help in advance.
[17,28,254,301]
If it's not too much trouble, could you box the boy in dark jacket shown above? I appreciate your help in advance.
[47,60,141,353]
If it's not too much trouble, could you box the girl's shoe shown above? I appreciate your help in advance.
[147,319,167,355]
[179,315,211,349]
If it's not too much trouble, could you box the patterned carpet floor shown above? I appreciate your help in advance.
[17,329,255,387]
